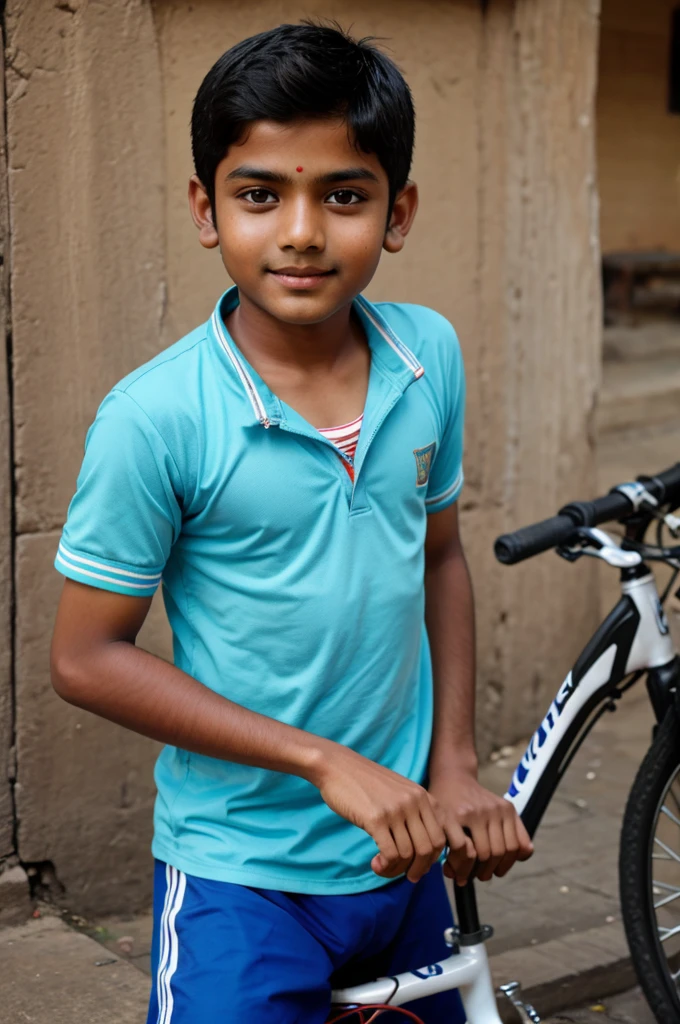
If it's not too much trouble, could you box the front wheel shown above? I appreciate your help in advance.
[620,706,680,1022]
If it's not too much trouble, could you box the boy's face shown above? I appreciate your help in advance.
[189,118,417,326]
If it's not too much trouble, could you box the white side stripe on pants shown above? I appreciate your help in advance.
[156,865,187,1024]
[156,865,177,1024]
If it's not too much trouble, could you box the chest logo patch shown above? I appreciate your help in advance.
[413,442,436,487]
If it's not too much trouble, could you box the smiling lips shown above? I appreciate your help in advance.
[268,266,335,289]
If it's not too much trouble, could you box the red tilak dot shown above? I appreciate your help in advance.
[296,166,303,172]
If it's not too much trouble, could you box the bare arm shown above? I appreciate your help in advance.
[51,579,471,882]
[425,504,533,881]
[51,580,326,775]
[425,503,478,779]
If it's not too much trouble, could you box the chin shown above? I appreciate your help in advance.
[251,288,353,325]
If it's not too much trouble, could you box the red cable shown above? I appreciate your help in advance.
[328,1005,425,1023]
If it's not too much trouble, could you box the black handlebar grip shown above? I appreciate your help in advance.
[494,513,578,565]
[494,461,680,567]
[649,463,680,507]
[591,491,635,526]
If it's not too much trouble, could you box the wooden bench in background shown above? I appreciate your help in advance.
[603,250,680,320]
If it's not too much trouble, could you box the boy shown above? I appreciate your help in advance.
[51,22,532,1024]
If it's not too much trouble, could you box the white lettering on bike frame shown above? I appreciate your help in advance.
[505,645,616,815]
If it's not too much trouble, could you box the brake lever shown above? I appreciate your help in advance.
[557,527,642,568]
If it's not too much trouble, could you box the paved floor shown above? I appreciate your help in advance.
[0,916,149,1024]
[555,986,656,1023]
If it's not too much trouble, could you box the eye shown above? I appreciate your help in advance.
[241,188,278,205]
[326,190,363,206]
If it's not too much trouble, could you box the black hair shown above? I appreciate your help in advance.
[191,22,415,217]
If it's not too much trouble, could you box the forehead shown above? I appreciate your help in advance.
[221,118,388,181]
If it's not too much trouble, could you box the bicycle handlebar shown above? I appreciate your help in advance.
[494,462,680,565]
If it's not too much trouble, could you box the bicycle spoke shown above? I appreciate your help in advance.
[654,837,680,865]
[653,880,680,894]
[658,923,680,944]
[655,889,680,910]
[662,805,680,830]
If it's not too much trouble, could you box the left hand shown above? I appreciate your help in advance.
[428,768,534,884]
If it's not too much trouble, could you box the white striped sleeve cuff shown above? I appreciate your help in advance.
[424,468,464,514]
[55,542,163,597]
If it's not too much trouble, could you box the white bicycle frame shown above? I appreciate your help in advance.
[332,939,501,1021]
[331,566,679,1023]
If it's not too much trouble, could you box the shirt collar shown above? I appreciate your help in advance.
[208,286,424,427]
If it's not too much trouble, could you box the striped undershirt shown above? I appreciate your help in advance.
[318,413,363,481]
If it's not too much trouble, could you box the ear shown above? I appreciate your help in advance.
[188,175,219,249]
[383,181,419,254]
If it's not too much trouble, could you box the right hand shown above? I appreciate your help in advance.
[312,744,476,883]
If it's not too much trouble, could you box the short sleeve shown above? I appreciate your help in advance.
[55,390,183,596]
[424,331,465,514]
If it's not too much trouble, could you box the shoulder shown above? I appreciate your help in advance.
[97,322,210,441]
[87,323,210,485]
[371,302,464,402]
[371,301,462,367]
[114,323,208,411]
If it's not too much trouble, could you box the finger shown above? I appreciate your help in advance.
[404,814,439,884]
[419,798,447,854]
[468,818,491,865]
[475,818,505,882]
[391,819,416,864]
[444,824,476,886]
[370,824,404,878]
[493,816,519,879]
[494,809,522,878]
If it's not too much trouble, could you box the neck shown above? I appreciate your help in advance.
[226,289,363,373]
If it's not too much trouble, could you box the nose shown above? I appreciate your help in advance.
[277,194,325,253]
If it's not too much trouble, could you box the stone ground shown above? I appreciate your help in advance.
[3,322,680,1021]
[554,987,656,1023]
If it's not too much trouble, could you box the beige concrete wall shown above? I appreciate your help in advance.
[2,0,602,914]
[597,0,680,252]
[472,0,602,748]
[5,0,170,913]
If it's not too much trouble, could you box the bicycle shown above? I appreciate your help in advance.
[328,460,680,1023]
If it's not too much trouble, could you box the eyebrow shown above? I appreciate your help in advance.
[225,165,380,185]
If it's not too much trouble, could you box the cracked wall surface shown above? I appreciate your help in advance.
[2,0,602,915]
[5,0,169,914]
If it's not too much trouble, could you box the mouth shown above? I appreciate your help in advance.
[267,267,336,290]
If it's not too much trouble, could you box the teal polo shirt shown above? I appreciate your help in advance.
[55,287,465,894]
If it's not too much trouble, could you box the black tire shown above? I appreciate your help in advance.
[620,707,680,1023]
